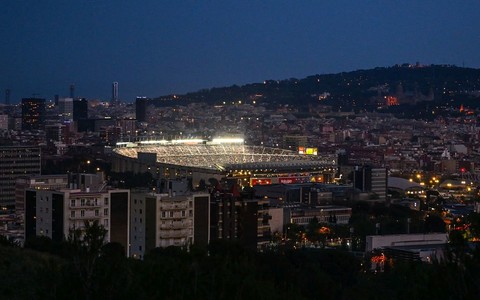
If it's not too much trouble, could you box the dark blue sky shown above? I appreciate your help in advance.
[1,1,479,102]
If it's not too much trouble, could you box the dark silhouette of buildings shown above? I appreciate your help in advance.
[73,98,88,121]
[135,96,148,123]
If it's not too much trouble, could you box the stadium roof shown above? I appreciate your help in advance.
[114,142,336,171]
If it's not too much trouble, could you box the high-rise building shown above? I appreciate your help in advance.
[21,98,46,130]
[58,97,73,121]
[112,82,119,105]
[0,146,41,208]
[73,98,88,121]
[135,97,148,123]
[45,124,68,146]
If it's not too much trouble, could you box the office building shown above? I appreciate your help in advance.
[135,97,148,123]
[73,98,88,121]
[58,97,73,121]
[45,124,68,146]
[21,98,46,130]
[353,165,387,202]
[0,146,41,208]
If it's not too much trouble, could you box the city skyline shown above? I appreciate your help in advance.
[1,1,480,102]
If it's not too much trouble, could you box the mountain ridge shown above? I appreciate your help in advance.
[152,64,480,110]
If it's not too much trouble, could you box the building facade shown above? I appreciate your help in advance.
[15,174,69,217]
[58,97,73,121]
[73,98,88,121]
[0,146,41,208]
[21,98,46,130]
[130,191,210,259]
[354,166,387,202]
[25,187,130,255]
[135,97,148,123]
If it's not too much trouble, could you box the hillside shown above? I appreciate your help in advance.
[152,64,480,111]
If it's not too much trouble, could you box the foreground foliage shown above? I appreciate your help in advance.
[2,229,479,299]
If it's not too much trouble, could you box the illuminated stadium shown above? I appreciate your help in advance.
[112,138,337,186]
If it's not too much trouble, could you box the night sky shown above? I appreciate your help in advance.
[1,1,479,102]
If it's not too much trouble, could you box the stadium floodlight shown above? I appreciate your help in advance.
[138,140,169,145]
[172,139,205,144]
[210,138,244,144]
[115,142,137,147]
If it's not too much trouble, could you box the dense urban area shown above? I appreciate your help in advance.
[1,64,480,299]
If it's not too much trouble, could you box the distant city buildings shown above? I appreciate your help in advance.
[2,66,480,259]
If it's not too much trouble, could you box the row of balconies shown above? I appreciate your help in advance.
[158,229,192,238]
[159,220,192,229]
[158,239,188,248]
[159,203,190,210]
[69,212,104,220]
[70,201,104,208]
[159,214,190,220]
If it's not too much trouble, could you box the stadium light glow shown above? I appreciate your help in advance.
[172,139,205,144]
[210,138,244,144]
[138,140,169,145]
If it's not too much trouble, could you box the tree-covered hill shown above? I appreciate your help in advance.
[152,64,480,111]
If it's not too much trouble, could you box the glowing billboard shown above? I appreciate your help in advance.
[299,147,317,155]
